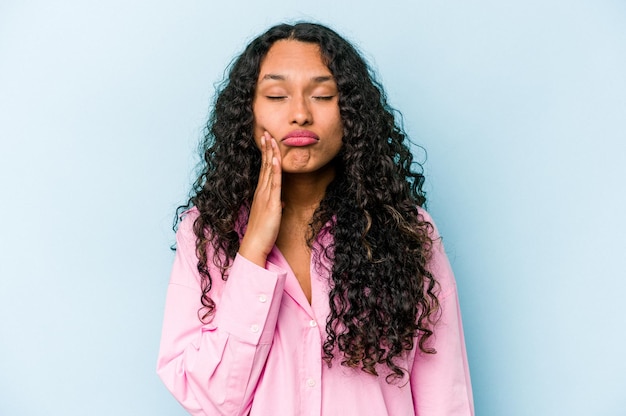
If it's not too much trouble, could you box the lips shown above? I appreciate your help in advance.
[281,130,319,147]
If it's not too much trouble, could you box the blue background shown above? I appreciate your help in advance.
[1,1,625,415]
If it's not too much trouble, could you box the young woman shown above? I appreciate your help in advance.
[157,22,474,415]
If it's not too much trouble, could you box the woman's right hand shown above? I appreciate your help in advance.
[238,132,283,268]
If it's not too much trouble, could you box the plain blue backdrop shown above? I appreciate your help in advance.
[1,1,625,415]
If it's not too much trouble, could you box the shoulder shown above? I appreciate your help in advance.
[416,206,441,241]
[416,207,458,297]
[176,207,200,241]
[178,206,200,228]
[176,207,200,233]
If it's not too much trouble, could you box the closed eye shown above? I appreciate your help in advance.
[313,96,335,101]
[266,96,287,101]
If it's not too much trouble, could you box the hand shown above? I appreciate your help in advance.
[239,132,283,268]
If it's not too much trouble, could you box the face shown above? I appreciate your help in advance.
[253,40,343,174]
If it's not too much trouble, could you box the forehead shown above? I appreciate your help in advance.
[258,40,331,79]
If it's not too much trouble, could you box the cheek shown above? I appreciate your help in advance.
[330,108,343,134]
[252,106,264,147]
[253,104,274,131]
[252,106,283,148]
[332,114,344,144]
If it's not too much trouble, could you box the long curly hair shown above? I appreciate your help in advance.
[176,22,440,382]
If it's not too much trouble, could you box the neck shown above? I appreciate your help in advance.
[281,163,335,222]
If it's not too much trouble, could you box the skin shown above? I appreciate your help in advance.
[238,40,344,303]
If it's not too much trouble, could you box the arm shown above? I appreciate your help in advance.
[411,215,474,415]
[157,133,285,415]
[156,214,286,416]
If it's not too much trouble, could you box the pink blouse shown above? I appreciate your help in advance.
[157,208,474,415]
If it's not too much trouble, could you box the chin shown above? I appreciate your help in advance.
[282,165,315,174]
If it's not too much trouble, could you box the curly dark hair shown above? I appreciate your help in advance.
[176,22,440,382]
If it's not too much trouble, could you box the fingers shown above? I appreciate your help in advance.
[259,133,267,167]
[258,131,281,192]
[269,135,282,190]
[239,132,282,267]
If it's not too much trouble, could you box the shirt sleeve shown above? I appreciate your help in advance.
[411,212,474,416]
[156,212,286,416]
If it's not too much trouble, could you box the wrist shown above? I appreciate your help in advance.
[238,239,270,268]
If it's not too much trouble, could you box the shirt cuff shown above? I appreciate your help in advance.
[216,253,287,345]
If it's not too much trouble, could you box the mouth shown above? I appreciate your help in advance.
[281,130,319,147]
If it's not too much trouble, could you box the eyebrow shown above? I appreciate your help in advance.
[260,74,334,83]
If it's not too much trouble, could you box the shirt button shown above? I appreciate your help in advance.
[309,320,317,327]
[250,324,260,333]
[258,294,267,303]
[306,378,316,387]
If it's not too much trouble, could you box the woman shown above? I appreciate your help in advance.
[157,22,474,415]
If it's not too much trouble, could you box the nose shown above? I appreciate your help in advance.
[290,95,312,126]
